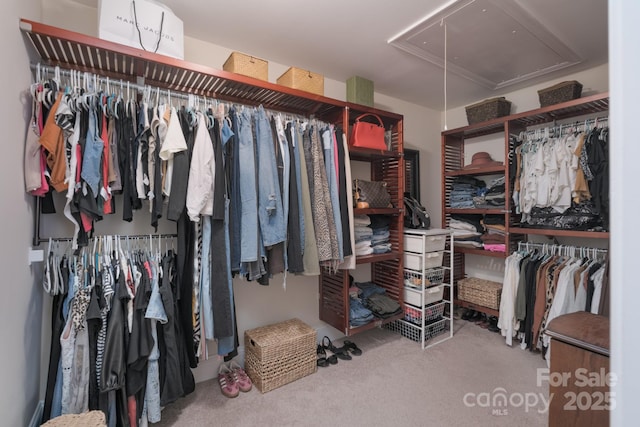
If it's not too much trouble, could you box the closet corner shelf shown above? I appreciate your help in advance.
[454,299,500,318]
[454,246,508,258]
[442,92,609,138]
[445,165,505,177]
[354,207,402,216]
[355,252,401,264]
[349,147,402,161]
[508,227,610,239]
[19,18,346,118]
[347,312,404,336]
[446,208,507,215]
[442,118,506,140]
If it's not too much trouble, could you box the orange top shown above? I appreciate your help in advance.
[38,93,68,192]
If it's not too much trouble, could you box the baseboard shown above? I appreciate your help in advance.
[28,400,44,427]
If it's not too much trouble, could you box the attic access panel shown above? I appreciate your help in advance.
[388,0,581,90]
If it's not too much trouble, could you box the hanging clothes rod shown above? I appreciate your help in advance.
[41,233,178,243]
[30,63,310,121]
[517,241,608,260]
[520,116,608,140]
[29,63,318,248]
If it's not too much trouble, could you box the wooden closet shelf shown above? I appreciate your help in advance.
[509,227,610,239]
[445,165,505,177]
[355,252,402,264]
[349,147,402,161]
[442,92,609,139]
[20,18,346,118]
[346,312,404,336]
[353,207,402,216]
[454,246,508,258]
[454,299,500,318]
[446,208,507,215]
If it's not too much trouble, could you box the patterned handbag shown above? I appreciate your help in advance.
[353,179,391,208]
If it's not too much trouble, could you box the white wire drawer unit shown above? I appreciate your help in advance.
[386,228,454,349]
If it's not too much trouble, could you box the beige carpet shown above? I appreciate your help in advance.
[155,319,548,427]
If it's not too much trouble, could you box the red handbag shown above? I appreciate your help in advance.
[349,113,387,150]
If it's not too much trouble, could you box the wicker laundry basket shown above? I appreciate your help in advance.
[457,277,502,310]
[42,411,106,427]
[244,318,317,393]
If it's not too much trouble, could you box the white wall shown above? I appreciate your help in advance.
[609,1,640,424]
[1,1,44,426]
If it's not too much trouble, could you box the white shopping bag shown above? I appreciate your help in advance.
[98,0,184,59]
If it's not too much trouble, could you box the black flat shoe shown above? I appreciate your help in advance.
[343,340,362,356]
[317,344,329,367]
[487,316,500,333]
[323,336,352,361]
[461,309,475,321]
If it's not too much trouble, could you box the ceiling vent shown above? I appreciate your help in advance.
[388,0,582,90]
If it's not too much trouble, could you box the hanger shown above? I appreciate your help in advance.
[42,237,53,294]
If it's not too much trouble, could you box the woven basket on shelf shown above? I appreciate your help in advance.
[244,318,317,393]
[538,80,583,107]
[465,97,511,125]
[223,51,268,81]
[277,67,324,95]
[457,277,502,310]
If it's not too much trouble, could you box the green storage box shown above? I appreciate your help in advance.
[347,76,374,107]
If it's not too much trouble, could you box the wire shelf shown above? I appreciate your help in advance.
[385,318,448,343]
[403,266,445,288]
[404,301,446,325]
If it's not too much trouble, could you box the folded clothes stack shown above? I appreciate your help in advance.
[450,176,486,209]
[450,214,483,248]
[352,281,402,323]
[473,177,506,208]
[370,215,392,254]
[480,216,506,252]
[354,215,373,256]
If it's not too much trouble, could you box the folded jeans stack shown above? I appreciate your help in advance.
[349,297,374,327]
[370,215,392,254]
[353,215,373,256]
[450,176,486,209]
[355,281,401,319]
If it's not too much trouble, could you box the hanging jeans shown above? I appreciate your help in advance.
[237,109,259,263]
[255,105,286,247]
[218,199,237,356]
[81,108,104,197]
[211,201,233,339]
[225,112,242,272]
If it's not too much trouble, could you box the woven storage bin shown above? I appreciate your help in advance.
[538,80,583,107]
[277,67,324,95]
[465,97,511,125]
[223,51,268,81]
[458,277,502,310]
[347,75,374,107]
[244,318,316,393]
[43,411,106,426]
